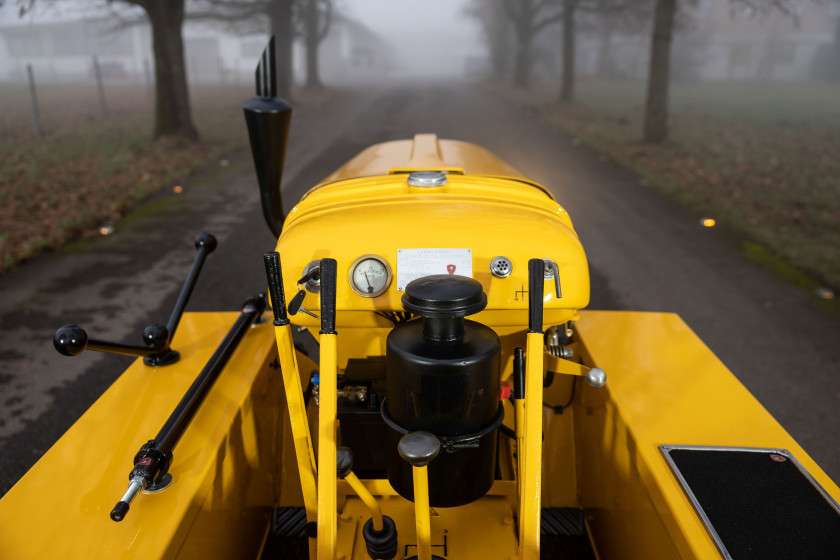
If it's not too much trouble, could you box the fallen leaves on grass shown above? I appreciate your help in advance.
[497,81,840,289]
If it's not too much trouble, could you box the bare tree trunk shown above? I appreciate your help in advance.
[643,0,675,143]
[514,33,533,88]
[490,0,511,80]
[304,0,322,89]
[596,17,615,78]
[830,9,840,81]
[270,0,294,99]
[141,0,198,142]
[560,0,576,102]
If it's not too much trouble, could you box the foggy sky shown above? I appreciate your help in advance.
[343,0,482,77]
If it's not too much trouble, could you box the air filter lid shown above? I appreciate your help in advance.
[402,275,487,318]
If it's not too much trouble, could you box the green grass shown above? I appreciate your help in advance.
[497,79,840,291]
[0,83,253,272]
[0,81,338,273]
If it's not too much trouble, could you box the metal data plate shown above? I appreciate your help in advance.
[660,445,840,560]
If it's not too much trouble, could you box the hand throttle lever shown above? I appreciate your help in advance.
[53,233,217,366]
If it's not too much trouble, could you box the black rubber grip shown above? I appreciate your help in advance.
[319,258,337,334]
[363,515,399,560]
[263,252,289,325]
[111,501,130,522]
[528,259,544,333]
[337,446,354,479]
[513,347,525,400]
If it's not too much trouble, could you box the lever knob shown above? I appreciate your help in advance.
[54,325,88,356]
[143,324,169,350]
[398,431,440,467]
[585,367,607,388]
[110,500,130,522]
[194,232,217,253]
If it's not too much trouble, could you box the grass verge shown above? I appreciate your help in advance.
[0,82,335,273]
[491,79,840,300]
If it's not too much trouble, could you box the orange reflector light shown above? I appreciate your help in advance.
[99,226,113,236]
[701,218,716,228]
[173,186,183,194]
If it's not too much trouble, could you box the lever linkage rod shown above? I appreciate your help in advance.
[53,233,217,367]
[110,293,266,522]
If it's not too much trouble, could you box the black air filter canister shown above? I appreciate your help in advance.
[383,275,502,507]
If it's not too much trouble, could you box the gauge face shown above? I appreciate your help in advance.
[349,255,392,297]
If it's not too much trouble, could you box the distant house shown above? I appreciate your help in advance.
[0,18,152,83]
[294,14,393,84]
[0,12,392,86]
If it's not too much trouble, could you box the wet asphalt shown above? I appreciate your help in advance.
[1,83,839,495]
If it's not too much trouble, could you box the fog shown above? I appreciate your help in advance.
[343,0,482,79]
[1,0,837,86]
[0,0,484,84]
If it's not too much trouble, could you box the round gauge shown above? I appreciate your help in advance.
[349,255,392,298]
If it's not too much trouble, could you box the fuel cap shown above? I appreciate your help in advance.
[407,171,447,188]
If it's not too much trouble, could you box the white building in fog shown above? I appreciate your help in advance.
[0,11,392,86]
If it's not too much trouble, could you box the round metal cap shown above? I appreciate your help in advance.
[402,275,487,318]
[398,431,441,467]
[585,367,607,388]
[490,256,513,279]
[407,171,447,188]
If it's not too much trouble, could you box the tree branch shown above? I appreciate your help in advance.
[316,0,332,42]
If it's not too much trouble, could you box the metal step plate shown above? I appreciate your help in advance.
[540,508,596,560]
[661,445,840,559]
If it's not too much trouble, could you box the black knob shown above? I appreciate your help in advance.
[54,325,88,356]
[110,501,130,522]
[194,232,217,254]
[337,447,354,479]
[402,275,487,342]
[398,431,440,467]
[143,324,169,350]
[402,275,486,319]
[242,293,267,315]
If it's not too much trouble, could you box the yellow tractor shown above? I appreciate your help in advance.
[2,41,839,560]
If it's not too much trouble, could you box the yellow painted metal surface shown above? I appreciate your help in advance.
[272,323,318,522]
[518,331,545,560]
[317,332,338,560]
[544,351,589,377]
[275,135,588,331]
[335,491,519,559]
[514,398,525,498]
[412,465,434,560]
[573,310,840,559]
[0,313,280,560]
[345,472,383,531]
[277,172,588,329]
[317,134,536,186]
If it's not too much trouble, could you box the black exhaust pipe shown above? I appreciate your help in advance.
[243,37,292,238]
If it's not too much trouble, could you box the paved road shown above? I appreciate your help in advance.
[2,83,839,495]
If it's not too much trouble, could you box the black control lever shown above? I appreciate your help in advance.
[528,258,545,334]
[297,267,320,286]
[53,233,217,367]
[110,294,266,522]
